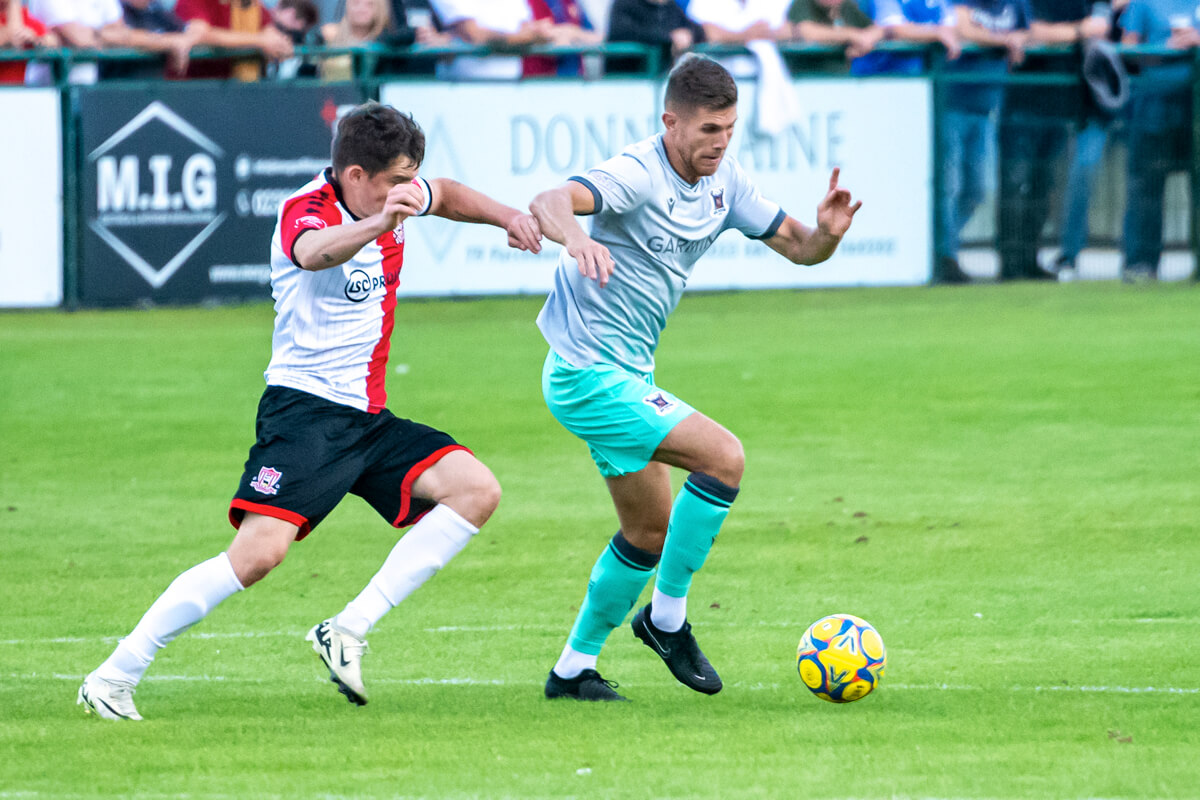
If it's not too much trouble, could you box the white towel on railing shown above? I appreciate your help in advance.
[748,39,802,138]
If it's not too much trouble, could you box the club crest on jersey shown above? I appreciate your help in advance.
[393,225,404,244]
[295,215,328,231]
[643,391,678,416]
[710,187,727,214]
[250,466,283,496]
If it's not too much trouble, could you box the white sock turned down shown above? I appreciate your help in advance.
[334,504,479,639]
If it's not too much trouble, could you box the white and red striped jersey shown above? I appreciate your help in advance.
[264,169,433,413]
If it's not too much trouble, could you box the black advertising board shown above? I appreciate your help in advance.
[77,83,367,306]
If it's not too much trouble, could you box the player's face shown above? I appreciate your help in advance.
[663,105,737,183]
[343,156,420,217]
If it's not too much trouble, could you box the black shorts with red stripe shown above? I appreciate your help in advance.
[230,385,469,539]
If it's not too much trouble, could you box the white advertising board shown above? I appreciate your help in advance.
[695,77,931,289]
[381,77,930,296]
[0,89,63,308]
[382,80,659,295]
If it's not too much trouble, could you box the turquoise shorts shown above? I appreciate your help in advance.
[542,349,695,478]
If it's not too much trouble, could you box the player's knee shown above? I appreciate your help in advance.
[228,515,294,587]
[452,464,501,528]
[469,471,502,520]
[230,542,287,587]
[712,434,745,486]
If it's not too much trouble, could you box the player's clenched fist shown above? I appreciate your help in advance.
[379,182,428,228]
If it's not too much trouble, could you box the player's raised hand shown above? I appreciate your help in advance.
[568,236,615,288]
[380,182,428,229]
[816,168,862,239]
[506,213,543,254]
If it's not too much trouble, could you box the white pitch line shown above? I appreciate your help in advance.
[5,617,1199,647]
[6,673,1198,694]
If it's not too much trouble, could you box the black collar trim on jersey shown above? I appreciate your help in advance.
[324,167,361,221]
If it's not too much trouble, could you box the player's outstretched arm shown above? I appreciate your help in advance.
[292,182,426,271]
[765,167,862,266]
[425,178,542,253]
[529,182,614,287]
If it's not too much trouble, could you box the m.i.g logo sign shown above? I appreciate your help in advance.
[87,101,227,289]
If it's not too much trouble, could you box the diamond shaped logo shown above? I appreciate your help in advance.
[87,101,227,289]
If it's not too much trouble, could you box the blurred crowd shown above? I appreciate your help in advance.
[1,0,1195,281]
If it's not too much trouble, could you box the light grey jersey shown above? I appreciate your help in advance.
[537,133,785,376]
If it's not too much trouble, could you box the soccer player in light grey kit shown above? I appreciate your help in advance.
[532,54,862,701]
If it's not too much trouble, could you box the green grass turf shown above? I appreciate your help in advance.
[1,282,1198,799]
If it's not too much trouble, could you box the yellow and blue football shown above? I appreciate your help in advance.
[796,613,886,703]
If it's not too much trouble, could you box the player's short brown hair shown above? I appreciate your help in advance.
[664,54,738,114]
[331,102,425,176]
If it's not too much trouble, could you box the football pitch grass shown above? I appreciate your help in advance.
[2,282,1197,799]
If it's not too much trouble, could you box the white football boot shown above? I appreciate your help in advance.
[77,672,143,721]
[306,619,369,706]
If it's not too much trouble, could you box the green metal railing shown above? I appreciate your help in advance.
[2,39,1195,304]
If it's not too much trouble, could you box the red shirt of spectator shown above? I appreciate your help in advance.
[174,0,273,78]
[523,0,588,77]
[0,8,49,84]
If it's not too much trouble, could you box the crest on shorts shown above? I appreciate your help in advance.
[643,391,678,417]
[250,466,283,496]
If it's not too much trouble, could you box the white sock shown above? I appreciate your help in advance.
[95,552,244,685]
[334,504,479,639]
[650,587,686,633]
[552,644,597,680]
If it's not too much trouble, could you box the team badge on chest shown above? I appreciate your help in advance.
[710,187,726,214]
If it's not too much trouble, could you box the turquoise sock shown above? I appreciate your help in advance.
[566,532,660,655]
[655,473,740,599]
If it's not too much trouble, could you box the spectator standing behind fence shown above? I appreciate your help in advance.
[173,0,294,79]
[523,0,601,77]
[427,0,554,80]
[319,0,389,80]
[268,0,319,78]
[996,0,1108,281]
[1050,0,1128,277]
[374,0,451,76]
[934,0,1031,283]
[28,0,208,82]
[1118,0,1195,282]
[684,0,792,78]
[606,0,704,74]
[787,0,882,63]
[0,0,57,84]
[105,0,210,78]
[853,0,961,76]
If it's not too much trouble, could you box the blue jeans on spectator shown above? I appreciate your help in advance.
[938,107,996,261]
[1123,87,1190,272]
[1058,118,1111,265]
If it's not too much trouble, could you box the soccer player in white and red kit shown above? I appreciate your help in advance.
[78,102,544,720]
